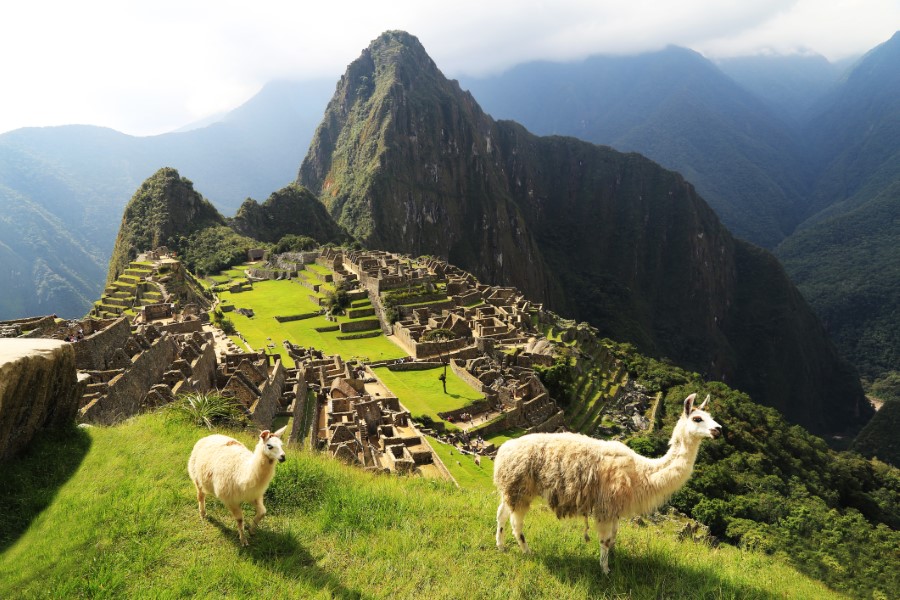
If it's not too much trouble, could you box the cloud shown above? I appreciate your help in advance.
[0,1,894,136]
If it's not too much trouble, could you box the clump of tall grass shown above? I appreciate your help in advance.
[166,391,248,429]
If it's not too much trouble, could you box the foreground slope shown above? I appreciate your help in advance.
[0,412,845,600]
[299,31,867,436]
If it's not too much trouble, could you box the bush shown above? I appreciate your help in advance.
[166,392,248,429]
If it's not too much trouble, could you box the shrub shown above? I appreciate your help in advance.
[166,392,248,429]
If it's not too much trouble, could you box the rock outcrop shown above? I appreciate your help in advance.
[0,339,85,460]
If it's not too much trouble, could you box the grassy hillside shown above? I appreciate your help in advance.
[0,412,843,599]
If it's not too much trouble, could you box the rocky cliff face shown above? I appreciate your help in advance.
[0,339,84,460]
[298,31,868,435]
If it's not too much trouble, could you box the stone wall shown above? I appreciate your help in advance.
[339,319,380,333]
[79,333,179,425]
[288,377,310,445]
[72,317,132,371]
[386,361,444,371]
[156,320,204,335]
[0,339,86,460]
[250,359,286,429]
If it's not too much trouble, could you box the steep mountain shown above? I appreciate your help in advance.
[460,47,812,248]
[228,183,349,244]
[715,53,842,124]
[0,79,332,319]
[107,167,227,282]
[299,31,868,436]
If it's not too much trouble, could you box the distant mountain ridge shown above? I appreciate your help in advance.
[0,79,333,319]
[298,31,868,436]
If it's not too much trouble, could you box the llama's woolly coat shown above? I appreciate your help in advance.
[493,431,699,521]
[188,434,278,506]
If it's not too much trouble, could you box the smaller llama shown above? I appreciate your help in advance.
[188,426,287,546]
[493,393,721,573]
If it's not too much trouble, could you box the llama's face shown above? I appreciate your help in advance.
[682,394,722,440]
[260,426,287,463]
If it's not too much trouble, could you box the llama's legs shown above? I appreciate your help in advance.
[194,481,206,519]
[583,516,591,542]
[496,501,512,550]
[227,503,248,546]
[250,497,267,532]
[595,520,618,574]
[510,506,531,554]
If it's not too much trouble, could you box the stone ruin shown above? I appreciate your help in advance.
[286,342,446,477]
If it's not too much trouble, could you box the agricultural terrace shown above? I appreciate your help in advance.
[372,365,484,431]
[215,276,406,366]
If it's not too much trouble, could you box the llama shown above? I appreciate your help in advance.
[187,426,287,546]
[493,393,721,573]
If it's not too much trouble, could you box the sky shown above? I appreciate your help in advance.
[1,0,897,137]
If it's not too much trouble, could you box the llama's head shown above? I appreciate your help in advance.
[258,426,288,463]
[681,393,722,440]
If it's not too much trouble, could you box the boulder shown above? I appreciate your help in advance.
[0,339,85,460]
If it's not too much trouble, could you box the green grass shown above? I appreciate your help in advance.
[485,428,527,448]
[373,366,483,428]
[0,412,844,599]
[428,436,494,489]
[217,279,405,365]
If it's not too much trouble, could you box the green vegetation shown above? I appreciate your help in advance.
[0,412,844,599]
[179,225,263,277]
[166,392,248,429]
[427,436,493,489]
[373,366,483,429]
[776,182,900,383]
[217,278,404,364]
[273,234,317,253]
[228,183,348,245]
[599,341,900,599]
[852,372,900,466]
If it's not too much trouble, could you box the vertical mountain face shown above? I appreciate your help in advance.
[299,30,558,303]
[300,31,868,435]
[107,167,225,283]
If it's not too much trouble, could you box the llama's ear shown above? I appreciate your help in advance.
[260,430,271,440]
[698,395,710,410]
[684,393,697,415]
[272,425,287,438]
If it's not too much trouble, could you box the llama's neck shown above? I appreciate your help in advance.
[645,422,702,503]
[241,444,276,489]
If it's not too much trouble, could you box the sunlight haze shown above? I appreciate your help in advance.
[1,0,897,136]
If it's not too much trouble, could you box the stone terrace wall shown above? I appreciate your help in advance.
[79,334,179,425]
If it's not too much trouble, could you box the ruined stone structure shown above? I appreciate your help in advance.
[284,341,445,476]
[216,351,291,429]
